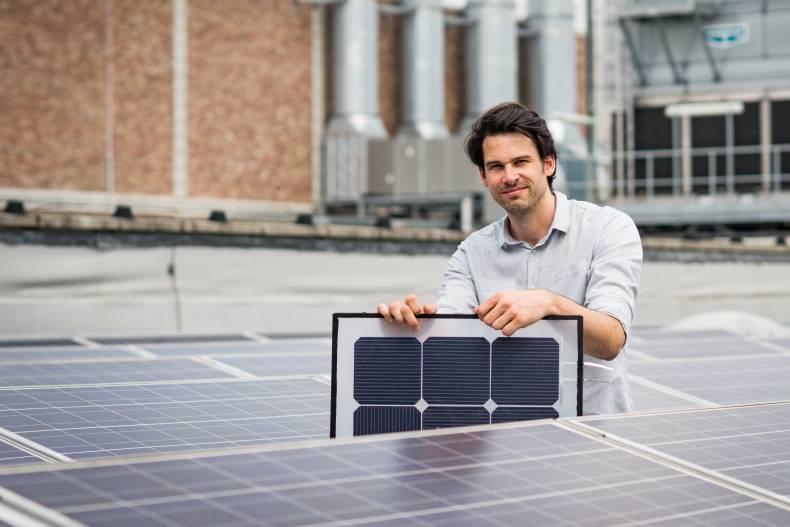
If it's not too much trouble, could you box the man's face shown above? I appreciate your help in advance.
[480,133,555,217]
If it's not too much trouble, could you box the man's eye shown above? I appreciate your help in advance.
[514,159,527,166]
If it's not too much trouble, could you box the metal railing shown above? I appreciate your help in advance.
[609,143,790,199]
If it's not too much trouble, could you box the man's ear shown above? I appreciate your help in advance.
[543,155,557,176]
[479,167,489,187]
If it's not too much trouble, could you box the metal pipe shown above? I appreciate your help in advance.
[463,0,517,127]
[400,0,448,139]
[327,0,386,137]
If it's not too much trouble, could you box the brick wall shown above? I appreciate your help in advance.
[0,0,106,191]
[445,25,465,134]
[188,0,312,202]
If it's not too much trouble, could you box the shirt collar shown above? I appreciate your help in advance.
[498,191,571,249]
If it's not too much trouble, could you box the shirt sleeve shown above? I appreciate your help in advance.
[436,242,479,314]
[584,208,643,340]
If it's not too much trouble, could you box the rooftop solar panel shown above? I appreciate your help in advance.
[628,375,708,411]
[88,334,254,346]
[0,359,237,387]
[584,402,790,498]
[0,418,788,526]
[141,339,331,357]
[0,379,329,459]
[210,354,331,377]
[0,347,139,363]
[0,338,77,348]
[333,315,581,437]
[0,440,40,466]
[630,334,779,360]
[630,355,790,405]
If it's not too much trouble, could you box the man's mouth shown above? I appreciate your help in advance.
[501,186,526,197]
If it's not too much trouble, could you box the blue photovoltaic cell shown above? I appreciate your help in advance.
[354,337,420,405]
[422,337,489,405]
[0,359,235,387]
[491,337,559,405]
[353,406,421,436]
[492,407,559,423]
[422,406,490,429]
[0,379,330,458]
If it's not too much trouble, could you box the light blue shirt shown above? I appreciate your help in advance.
[436,191,643,415]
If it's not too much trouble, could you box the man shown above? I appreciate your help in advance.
[378,102,642,415]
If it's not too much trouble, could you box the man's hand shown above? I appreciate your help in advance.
[475,289,559,336]
[377,294,438,330]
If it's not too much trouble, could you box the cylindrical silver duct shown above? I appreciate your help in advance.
[400,0,448,139]
[328,0,386,137]
[525,0,584,146]
[463,0,518,128]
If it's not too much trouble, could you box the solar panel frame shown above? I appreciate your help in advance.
[331,314,582,438]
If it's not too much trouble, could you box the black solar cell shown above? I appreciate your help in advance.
[353,337,421,404]
[422,337,490,405]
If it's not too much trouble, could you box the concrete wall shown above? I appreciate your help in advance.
[2,243,789,336]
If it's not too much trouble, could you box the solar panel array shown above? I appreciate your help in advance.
[0,325,788,526]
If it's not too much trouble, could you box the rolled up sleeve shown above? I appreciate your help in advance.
[584,209,643,340]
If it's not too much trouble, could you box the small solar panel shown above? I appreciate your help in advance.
[332,314,581,437]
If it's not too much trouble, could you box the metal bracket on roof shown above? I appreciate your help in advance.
[694,11,722,83]
[655,17,687,85]
[0,487,87,527]
[618,18,648,87]
[0,428,73,464]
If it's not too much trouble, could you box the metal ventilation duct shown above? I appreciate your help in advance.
[463,0,518,128]
[328,0,386,137]
[400,0,448,139]
[525,0,584,148]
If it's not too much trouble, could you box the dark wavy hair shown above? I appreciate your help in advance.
[464,102,558,188]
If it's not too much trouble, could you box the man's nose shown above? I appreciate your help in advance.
[503,164,518,183]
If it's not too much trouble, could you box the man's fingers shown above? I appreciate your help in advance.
[400,304,420,330]
[475,294,498,317]
[423,303,438,315]
[404,295,421,314]
[490,311,514,331]
[377,304,392,322]
[391,303,405,324]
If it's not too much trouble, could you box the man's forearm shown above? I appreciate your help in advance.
[551,294,626,361]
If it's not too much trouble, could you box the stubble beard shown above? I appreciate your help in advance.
[493,181,548,221]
